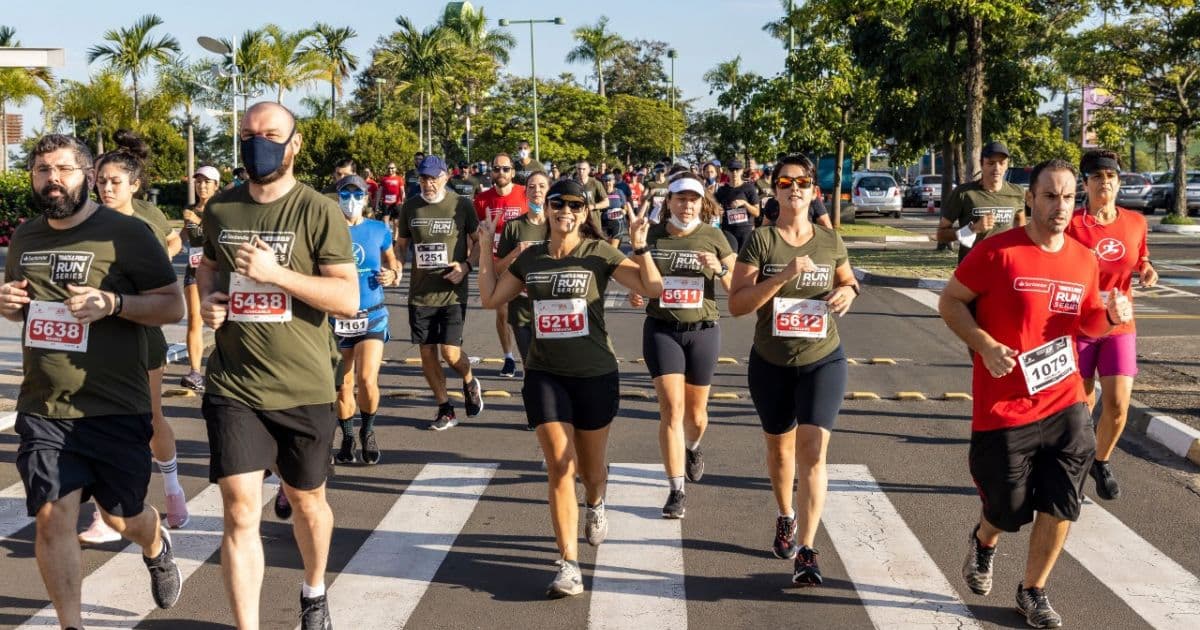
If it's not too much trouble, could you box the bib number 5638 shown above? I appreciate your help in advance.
[25,300,89,352]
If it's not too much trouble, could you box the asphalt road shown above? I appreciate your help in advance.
[2,277,1198,629]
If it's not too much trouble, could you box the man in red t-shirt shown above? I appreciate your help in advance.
[472,152,527,377]
[938,159,1132,629]
[363,167,380,215]
[379,162,405,232]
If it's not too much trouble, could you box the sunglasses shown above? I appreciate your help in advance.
[776,176,814,189]
[548,199,587,212]
[338,190,366,200]
[492,166,513,172]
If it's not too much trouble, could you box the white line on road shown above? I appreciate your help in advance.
[0,481,32,542]
[318,463,498,630]
[1065,497,1200,629]
[588,463,686,630]
[18,478,279,628]
[1,411,16,432]
[823,465,983,630]
[893,287,942,312]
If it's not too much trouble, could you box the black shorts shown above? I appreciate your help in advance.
[408,304,466,346]
[336,327,390,351]
[146,326,168,370]
[747,346,847,434]
[969,403,1095,532]
[383,203,403,221]
[202,394,337,491]
[723,226,752,252]
[642,318,721,386]
[184,265,198,287]
[15,413,153,517]
[602,219,627,241]
[522,369,619,431]
[514,323,534,364]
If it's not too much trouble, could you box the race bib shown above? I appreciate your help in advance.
[772,297,828,338]
[25,300,88,352]
[534,298,589,339]
[1019,336,1076,396]
[661,276,704,310]
[384,193,397,204]
[229,273,292,323]
[649,204,664,224]
[415,243,449,269]
[188,247,204,269]
[333,315,369,337]
[606,207,625,221]
[725,207,750,225]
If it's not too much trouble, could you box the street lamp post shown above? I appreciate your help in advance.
[461,103,477,162]
[498,17,565,164]
[197,35,239,168]
[375,78,387,118]
[668,48,678,162]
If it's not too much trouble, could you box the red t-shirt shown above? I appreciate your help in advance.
[365,178,379,204]
[473,184,527,253]
[1065,207,1147,336]
[953,228,1108,431]
[380,175,404,206]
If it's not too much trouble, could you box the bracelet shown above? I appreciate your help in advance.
[1106,309,1118,326]
[632,246,650,256]
[716,264,729,278]
[111,292,124,316]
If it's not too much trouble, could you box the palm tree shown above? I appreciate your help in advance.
[56,71,132,154]
[441,5,515,65]
[85,14,180,123]
[158,57,213,203]
[258,25,323,103]
[566,16,626,154]
[375,17,454,153]
[0,26,55,172]
[703,56,745,122]
[301,24,359,119]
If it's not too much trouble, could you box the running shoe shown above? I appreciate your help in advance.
[179,370,205,392]
[273,487,292,520]
[772,515,798,560]
[499,357,517,378]
[360,429,381,465]
[79,509,121,544]
[144,526,182,609]
[1090,460,1121,500]
[1015,583,1063,628]
[662,489,686,519]
[334,434,356,465]
[685,447,705,482]
[463,379,484,417]
[962,524,996,595]
[546,559,584,598]
[430,405,458,431]
[792,545,823,586]
[299,593,333,630]
[165,491,190,529]
[585,501,608,546]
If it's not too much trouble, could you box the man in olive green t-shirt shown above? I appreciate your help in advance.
[575,158,609,236]
[937,141,1027,263]
[197,102,358,629]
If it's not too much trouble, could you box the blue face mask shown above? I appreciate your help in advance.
[240,127,295,181]
[529,202,543,215]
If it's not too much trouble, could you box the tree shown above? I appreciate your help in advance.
[0,26,55,172]
[86,14,180,123]
[374,17,455,153]
[302,24,359,119]
[566,16,627,155]
[292,118,351,188]
[346,122,420,174]
[440,4,515,65]
[609,94,685,165]
[471,75,610,166]
[56,71,133,154]
[258,25,322,103]
[703,56,748,123]
[603,39,673,101]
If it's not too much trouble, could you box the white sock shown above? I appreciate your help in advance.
[668,476,685,492]
[685,439,701,452]
[504,352,514,360]
[779,510,795,520]
[301,582,326,599]
[155,457,183,496]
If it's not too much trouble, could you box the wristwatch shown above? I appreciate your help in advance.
[715,264,729,278]
[632,245,650,256]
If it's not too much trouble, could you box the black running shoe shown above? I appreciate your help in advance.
[1015,583,1063,628]
[273,487,292,520]
[463,379,484,417]
[662,489,686,519]
[144,527,182,609]
[792,546,823,586]
[685,447,705,482]
[962,524,996,595]
[500,357,517,378]
[334,434,356,465]
[430,405,458,431]
[360,429,381,465]
[299,593,333,630]
[1090,460,1121,500]
[772,515,798,560]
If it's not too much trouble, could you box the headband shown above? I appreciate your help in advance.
[668,177,706,196]
[1085,157,1121,175]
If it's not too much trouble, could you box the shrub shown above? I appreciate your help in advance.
[0,171,35,246]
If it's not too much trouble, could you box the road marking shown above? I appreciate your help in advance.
[18,478,279,628]
[320,463,497,630]
[894,391,927,401]
[1,410,16,432]
[589,463,686,630]
[0,481,32,542]
[1064,497,1200,629]
[893,288,941,312]
[824,465,983,629]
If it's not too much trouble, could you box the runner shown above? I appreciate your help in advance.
[396,154,485,430]
[476,179,663,598]
[702,162,721,195]
[320,158,356,194]
[1066,149,1158,501]
[639,165,670,224]
[573,159,609,237]
[495,171,551,364]
[404,151,425,200]
[513,139,545,185]
[1,133,185,628]
[361,167,379,216]
[937,141,1027,263]
[637,172,735,518]
[181,166,221,392]
[728,154,859,586]
[762,192,832,228]
[197,102,359,629]
[379,162,405,232]
[715,159,761,251]
[939,159,1132,629]
[448,161,482,201]
[474,153,528,378]
[600,173,632,249]
[330,175,400,466]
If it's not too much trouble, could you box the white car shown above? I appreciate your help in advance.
[851,172,902,217]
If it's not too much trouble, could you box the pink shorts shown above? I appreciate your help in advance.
[1076,333,1138,379]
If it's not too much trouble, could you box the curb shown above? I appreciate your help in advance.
[1151,224,1200,234]
[1125,398,1200,467]
[853,268,948,290]
[842,235,932,244]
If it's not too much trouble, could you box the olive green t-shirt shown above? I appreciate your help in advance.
[131,199,173,250]
[580,177,609,235]
[396,191,479,307]
[643,180,669,223]
[513,158,545,186]
[509,239,626,377]
[737,225,849,367]
[940,180,1025,263]
[496,214,550,327]
[201,183,354,410]
[645,222,734,323]
[6,203,177,418]
[183,205,206,247]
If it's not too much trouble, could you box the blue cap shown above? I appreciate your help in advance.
[417,155,448,177]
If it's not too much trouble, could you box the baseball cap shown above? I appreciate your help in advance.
[417,155,449,177]
[728,159,744,170]
[981,141,1010,158]
[193,165,221,182]
[547,179,587,203]
[335,174,368,191]
[602,173,615,181]
[711,159,722,167]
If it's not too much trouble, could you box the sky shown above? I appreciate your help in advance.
[4,0,790,140]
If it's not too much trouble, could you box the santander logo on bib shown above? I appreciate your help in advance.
[1095,238,1126,262]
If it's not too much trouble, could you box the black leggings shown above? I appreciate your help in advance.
[747,345,847,434]
[642,318,721,386]
[723,226,751,252]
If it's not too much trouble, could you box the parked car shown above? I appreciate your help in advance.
[1148,171,1200,212]
[1163,172,1200,215]
[903,174,942,207]
[1116,173,1154,213]
[1005,166,1033,190]
[850,172,902,217]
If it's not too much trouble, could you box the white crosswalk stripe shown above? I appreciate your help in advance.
[0,480,32,542]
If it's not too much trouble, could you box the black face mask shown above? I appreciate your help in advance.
[241,127,295,182]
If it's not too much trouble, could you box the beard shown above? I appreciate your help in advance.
[247,148,294,185]
[33,180,89,219]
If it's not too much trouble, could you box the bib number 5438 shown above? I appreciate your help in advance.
[229,273,292,322]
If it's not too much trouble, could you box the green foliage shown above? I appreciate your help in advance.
[993,114,1081,166]
[293,118,352,188]
[603,39,673,101]
[471,76,611,165]
[136,118,187,184]
[0,171,34,244]
[346,122,420,174]
[1161,213,1195,225]
[608,94,685,165]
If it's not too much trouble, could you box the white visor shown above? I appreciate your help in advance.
[668,177,706,196]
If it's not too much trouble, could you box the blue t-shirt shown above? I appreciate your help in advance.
[338,219,392,334]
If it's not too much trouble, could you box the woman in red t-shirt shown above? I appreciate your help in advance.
[1065,149,1159,501]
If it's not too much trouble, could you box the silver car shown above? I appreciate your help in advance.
[904,175,942,207]
[1116,173,1153,213]
[851,172,902,217]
